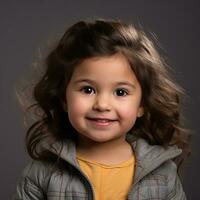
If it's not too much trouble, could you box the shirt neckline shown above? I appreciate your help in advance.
[77,154,135,169]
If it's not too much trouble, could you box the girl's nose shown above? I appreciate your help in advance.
[92,94,111,112]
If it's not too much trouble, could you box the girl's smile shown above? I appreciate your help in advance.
[85,116,118,129]
[65,53,144,144]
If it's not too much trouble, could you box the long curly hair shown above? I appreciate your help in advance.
[19,19,191,170]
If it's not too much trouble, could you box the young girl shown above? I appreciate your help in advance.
[14,19,190,200]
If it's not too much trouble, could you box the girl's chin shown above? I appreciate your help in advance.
[78,134,123,144]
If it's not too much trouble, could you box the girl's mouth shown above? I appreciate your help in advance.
[86,117,117,127]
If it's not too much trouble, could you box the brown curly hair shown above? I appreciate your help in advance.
[19,19,191,171]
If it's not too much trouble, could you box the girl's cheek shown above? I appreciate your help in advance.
[120,108,138,119]
[68,96,91,113]
[117,102,141,118]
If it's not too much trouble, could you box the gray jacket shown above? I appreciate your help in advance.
[14,137,187,200]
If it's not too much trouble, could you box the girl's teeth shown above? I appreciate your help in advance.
[96,119,109,122]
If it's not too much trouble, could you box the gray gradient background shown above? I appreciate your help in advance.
[1,1,199,199]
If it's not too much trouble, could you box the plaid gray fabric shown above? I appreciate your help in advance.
[13,138,187,200]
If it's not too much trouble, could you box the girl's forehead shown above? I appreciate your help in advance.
[72,54,131,74]
[70,53,140,85]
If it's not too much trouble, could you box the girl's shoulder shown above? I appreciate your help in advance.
[14,159,54,199]
[19,159,53,187]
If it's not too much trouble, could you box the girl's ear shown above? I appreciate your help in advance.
[137,107,144,118]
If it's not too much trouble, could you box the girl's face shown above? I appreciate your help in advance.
[65,53,143,144]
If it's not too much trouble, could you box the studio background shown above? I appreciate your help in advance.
[0,1,199,199]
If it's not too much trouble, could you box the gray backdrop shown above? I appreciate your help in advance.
[1,1,199,199]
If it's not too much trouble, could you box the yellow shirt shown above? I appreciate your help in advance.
[77,154,135,200]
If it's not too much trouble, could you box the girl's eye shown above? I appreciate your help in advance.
[80,86,95,94]
[115,89,128,96]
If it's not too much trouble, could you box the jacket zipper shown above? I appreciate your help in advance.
[66,160,95,200]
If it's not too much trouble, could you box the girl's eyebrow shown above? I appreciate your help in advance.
[116,81,136,89]
[74,79,136,89]
[74,79,96,85]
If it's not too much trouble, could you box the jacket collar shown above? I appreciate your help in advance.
[129,138,182,185]
[46,136,182,183]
